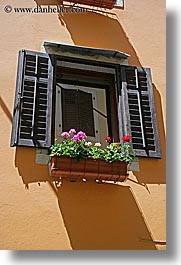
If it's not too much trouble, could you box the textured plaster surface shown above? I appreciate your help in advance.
[0,0,166,250]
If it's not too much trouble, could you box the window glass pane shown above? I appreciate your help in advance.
[114,0,124,7]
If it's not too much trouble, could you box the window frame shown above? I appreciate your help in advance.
[54,55,121,143]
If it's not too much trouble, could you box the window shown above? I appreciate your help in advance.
[56,84,100,143]
[10,46,161,158]
[114,0,124,8]
[55,58,118,147]
[64,1,119,9]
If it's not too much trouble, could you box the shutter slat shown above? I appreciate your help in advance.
[61,88,79,132]
[61,88,95,137]
[10,50,54,148]
[119,65,161,158]
[78,90,95,137]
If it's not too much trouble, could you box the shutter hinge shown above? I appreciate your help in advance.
[16,93,23,108]
[18,93,23,100]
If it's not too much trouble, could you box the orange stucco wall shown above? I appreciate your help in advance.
[0,0,166,250]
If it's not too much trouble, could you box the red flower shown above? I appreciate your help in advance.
[105,137,112,143]
[122,135,131,142]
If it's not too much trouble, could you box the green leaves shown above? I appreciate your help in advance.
[103,144,134,163]
[121,142,136,162]
[88,146,104,159]
[49,139,89,162]
[50,140,136,163]
[49,132,136,163]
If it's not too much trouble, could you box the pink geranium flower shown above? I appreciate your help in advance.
[72,135,79,142]
[69,129,76,135]
[72,131,87,142]
[61,132,70,139]
[77,131,87,139]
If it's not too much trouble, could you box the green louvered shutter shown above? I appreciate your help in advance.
[10,50,54,148]
[119,66,161,158]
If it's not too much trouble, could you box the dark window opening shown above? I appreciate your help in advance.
[55,65,119,145]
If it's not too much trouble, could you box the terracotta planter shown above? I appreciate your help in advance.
[49,155,128,182]
[68,0,116,9]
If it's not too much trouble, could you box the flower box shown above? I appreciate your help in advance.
[49,155,128,182]
[67,0,116,9]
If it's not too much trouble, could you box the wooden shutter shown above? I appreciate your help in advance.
[119,66,161,158]
[61,88,79,132]
[78,90,95,137]
[61,88,95,136]
[10,50,54,148]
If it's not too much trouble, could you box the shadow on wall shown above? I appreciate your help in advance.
[57,179,157,250]
[0,96,12,122]
[13,146,159,250]
[59,12,142,66]
[15,147,51,189]
[58,12,166,184]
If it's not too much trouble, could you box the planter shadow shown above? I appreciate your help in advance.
[57,180,157,250]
